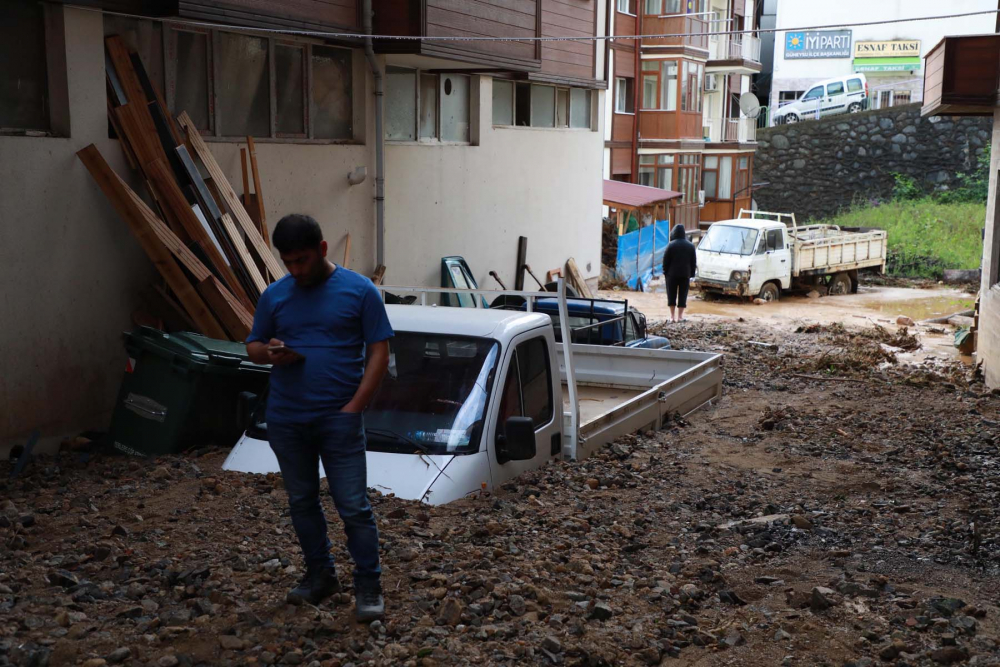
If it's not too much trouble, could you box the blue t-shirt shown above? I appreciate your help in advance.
[247,266,394,424]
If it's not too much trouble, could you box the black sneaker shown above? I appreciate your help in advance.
[355,579,385,622]
[286,567,341,606]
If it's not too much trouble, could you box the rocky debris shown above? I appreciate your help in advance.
[1,317,998,666]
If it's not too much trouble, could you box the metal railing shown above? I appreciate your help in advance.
[703,116,756,143]
[709,32,762,62]
[707,15,762,63]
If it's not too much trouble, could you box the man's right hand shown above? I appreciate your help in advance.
[266,338,301,366]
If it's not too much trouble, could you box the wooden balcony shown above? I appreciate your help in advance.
[641,15,709,54]
[638,110,704,141]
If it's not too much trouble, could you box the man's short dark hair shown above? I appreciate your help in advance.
[272,214,323,253]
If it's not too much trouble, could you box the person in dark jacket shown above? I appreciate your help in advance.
[661,224,697,322]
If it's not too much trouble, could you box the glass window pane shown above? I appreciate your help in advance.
[385,67,415,141]
[641,60,659,71]
[531,84,555,128]
[665,0,682,12]
[557,89,569,127]
[663,62,676,111]
[739,156,749,168]
[312,45,353,140]
[217,32,270,137]
[642,75,658,108]
[419,73,437,139]
[659,167,673,191]
[275,45,305,135]
[492,79,513,125]
[517,338,552,426]
[639,155,656,165]
[570,89,590,128]
[644,0,660,14]
[719,156,732,198]
[638,167,655,187]
[440,74,469,142]
[174,30,209,131]
[704,155,718,169]
[515,82,531,126]
[680,62,688,111]
[658,154,674,164]
[703,170,717,198]
[0,0,49,131]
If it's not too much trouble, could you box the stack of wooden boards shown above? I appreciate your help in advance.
[78,35,284,342]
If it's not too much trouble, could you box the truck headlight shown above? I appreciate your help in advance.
[730,271,748,282]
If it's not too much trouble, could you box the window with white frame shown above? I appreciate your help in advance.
[386,67,471,142]
[104,16,356,141]
[615,77,634,113]
[617,0,636,14]
[492,80,592,129]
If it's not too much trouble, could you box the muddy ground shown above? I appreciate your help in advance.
[3,296,1000,667]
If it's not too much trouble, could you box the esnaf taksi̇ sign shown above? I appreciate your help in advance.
[785,30,852,59]
[854,40,921,58]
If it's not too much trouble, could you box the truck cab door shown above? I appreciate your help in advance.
[770,228,792,288]
[487,332,561,487]
[751,228,788,289]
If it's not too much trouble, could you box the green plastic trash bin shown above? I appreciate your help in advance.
[107,327,270,457]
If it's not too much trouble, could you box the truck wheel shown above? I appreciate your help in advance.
[758,282,780,302]
[785,113,799,124]
[848,102,862,113]
[828,273,852,295]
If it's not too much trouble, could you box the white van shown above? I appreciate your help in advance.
[773,74,868,125]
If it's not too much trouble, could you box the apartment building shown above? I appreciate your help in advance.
[0,0,610,443]
[603,0,760,228]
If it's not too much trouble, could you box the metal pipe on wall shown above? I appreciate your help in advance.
[362,0,385,266]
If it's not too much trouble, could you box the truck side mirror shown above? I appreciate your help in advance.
[497,416,536,463]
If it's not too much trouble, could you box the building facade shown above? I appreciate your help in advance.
[767,0,995,119]
[0,0,610,445]
[602,0,761,229]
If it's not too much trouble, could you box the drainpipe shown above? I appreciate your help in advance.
[362,0,385,267]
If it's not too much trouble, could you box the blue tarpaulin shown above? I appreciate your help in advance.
[615,222,670,291]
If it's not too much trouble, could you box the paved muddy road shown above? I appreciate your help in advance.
[2,315,999,667]
[604,283,976,364]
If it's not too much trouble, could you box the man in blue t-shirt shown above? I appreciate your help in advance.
[246,214,393,622]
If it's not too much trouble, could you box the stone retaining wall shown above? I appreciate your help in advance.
[753,104,991,221]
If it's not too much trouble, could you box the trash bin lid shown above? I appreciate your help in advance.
[124,327,271,375]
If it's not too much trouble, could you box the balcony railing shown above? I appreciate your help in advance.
[707,14,762,64]
[709,32,762,63]
[703,117,757,143]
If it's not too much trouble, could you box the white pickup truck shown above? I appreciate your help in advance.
[223,282,722,505]
[694,210,888,301]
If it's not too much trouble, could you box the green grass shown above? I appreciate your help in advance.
[817,198,985,279]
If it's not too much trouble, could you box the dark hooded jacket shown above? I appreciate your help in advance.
[662,224,697,280]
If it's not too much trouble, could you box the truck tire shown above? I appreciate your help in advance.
[758,282,780,302]
[828,272,852,295]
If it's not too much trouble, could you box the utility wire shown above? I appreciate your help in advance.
[84,5,1000,43]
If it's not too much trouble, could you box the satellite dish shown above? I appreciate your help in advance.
[739,92,761,119]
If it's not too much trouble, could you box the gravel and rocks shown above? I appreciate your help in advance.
[2,318,1000,666]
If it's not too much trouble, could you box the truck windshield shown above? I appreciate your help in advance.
[365,333,499,455]
[699,225,759,255]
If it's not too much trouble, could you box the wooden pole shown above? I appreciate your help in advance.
[343,233,352,268]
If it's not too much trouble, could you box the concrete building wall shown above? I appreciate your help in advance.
[385,76,605,290]
[0,7,154,446]
[978,109,1000,388]
[769,0,994,111]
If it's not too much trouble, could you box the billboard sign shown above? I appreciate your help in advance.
[785,30,852,59]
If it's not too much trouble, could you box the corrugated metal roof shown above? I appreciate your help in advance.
[602,179,682,208]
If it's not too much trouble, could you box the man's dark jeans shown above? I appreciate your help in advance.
[268,411,381,586]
